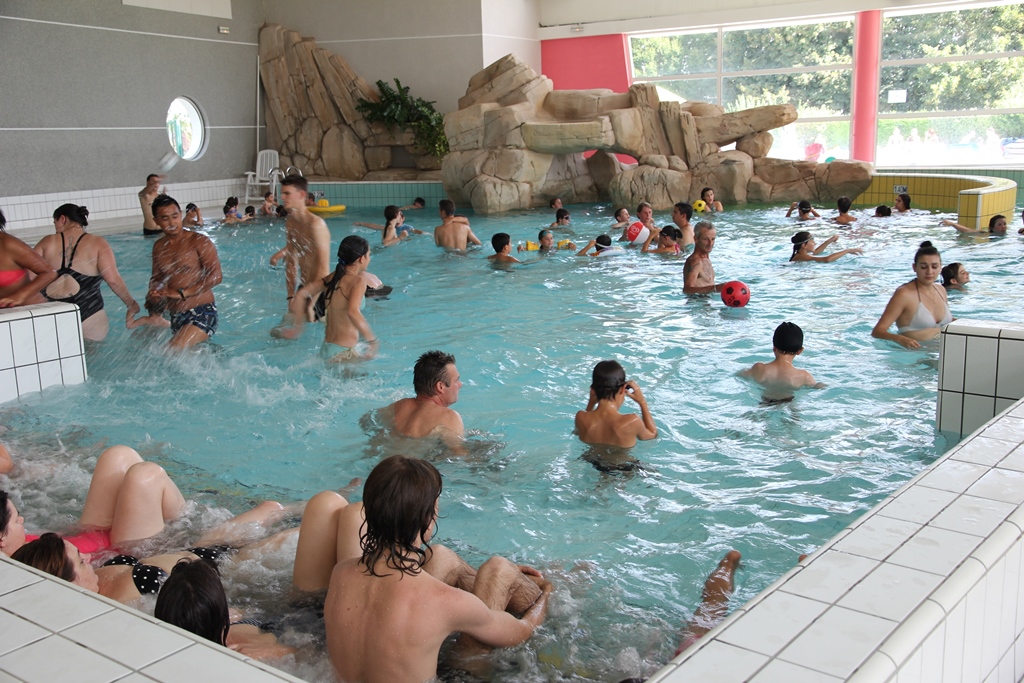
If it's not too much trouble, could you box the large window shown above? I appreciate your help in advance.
[877,4,1024,166]
[629,19,854,162]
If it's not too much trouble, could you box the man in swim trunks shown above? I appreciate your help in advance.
[325,455,552,683]
[143,194,222,349]
[683,222,724,294]
[385,350,466,444]
[139,173,164,237]
[271,175,331,323]
[672,202,695,248]
[434,199,481,251]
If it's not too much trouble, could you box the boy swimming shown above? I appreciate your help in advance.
[740,322,821,396]
[575,360,657,448]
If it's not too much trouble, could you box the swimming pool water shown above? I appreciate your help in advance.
[3,203,1023,681]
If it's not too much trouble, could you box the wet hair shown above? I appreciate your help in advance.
[413,197,425,207]
[276,204,288,218]
[244,206,255,217]
[555,208,570,222]
[549,197,561,208]
[538,229,553,241]
[875,205,891,217]
[185,203,198,212]
[155,559,230,646]
[413,350,455,397]
[798,200,812,212]
[915,240,940,264]
[636,201,652,215]
[360,455,443,577]
[146,174,160,182]
[941,262,964,288]
[0,208,6,233]
[222,205,234,216]
[614,207,629,221]
[439,199,455,216]
[53,203,89,228]
[151,194,180,213]
[12,533,75,582]
[322,235,370,310]
[591,360,626,401]
[595,234,613,250]
[264,192,274,200]
[660,226,682,241]
[837,196,852,213]
[791,231,812,258]
[491,232,511,252]
[674,202,693,221]
[384,205,401,222]
[694,221,714,239]
[281,174,307,192]
[773,322,804,354]
[897,193,912,210]
[306,192,316,203]
[0,490,10,535]
[224,197,239,209]
[989,214,1006,230]
[701,187,714,201]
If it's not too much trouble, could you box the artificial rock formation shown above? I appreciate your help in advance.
[442,55,872,213]
[259,24,441,181]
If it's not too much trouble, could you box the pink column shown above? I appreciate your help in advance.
[851,10,882,163]
[540,34,631,92]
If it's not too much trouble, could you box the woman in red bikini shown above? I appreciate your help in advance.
[0,208,57,308]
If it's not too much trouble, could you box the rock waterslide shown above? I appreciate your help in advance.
[258,24,441,180]
[443,55,872,213]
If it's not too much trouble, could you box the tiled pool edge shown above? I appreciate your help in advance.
[0,554,305,682]
[656,397,1024,683]
[0,302,87,405]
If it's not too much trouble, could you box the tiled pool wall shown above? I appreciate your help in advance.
[309,180,446,209]
[879,167,1024,205]
[861,172,1018,232]
[0,555,303,683]
[0,302,86,405]
[654,320,1024,683]
[938,320,1024,440]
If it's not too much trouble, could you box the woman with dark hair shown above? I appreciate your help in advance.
[894,193,912,212]
[274,235,379,361]
[789,231,863,263]
[871,241,953,349]
[34,203,141,340]
[942,214,1009,236]
[353,205,426,246]
[941,262,970,290]
[0,207,58,308]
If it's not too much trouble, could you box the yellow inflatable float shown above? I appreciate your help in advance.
[309,198,346,216]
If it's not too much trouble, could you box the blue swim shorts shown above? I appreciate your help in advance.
[170,302,218,337]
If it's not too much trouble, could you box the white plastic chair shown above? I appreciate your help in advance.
[244,150,280,202]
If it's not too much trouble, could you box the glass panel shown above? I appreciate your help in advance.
[645,78,719,104]
[166,97,205,160]
[765,121,850,162]
[882,6,1024,61]
[876,114,1024,166]
[879,58,1024,114]
[723,70,852,115]
[722,21,853,71]
[630,33,718,78]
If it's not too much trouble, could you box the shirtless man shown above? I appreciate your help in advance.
[325,455,551,683]
[740,322,821,398]
[575,360,657,448]
[386,350,465,440]
[270,175,330,323]
[683,222,723,295]
[433,199,480,251]
[138,174,163,237]
[141,194,222,349]
[672,202,695,248]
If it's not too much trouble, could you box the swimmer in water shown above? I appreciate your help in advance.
[399,197,426,211]
[0,208,58,309]
[789,231,863,263]
[324,455,551,683]
[683,222,724,294]
[641,225,684,254]
[835,196,856,225]
[672,202,695,248]
[487,232,521,264]
[354,205,428,246]
[577,234,624,257]
[259,191,277,216]
[549,197,563,210]
[699,187,724,212]
[549,208,571,229]
[941,262,970,291]
[611,207,630,230]
[269,175,331,324]
[942,214,1008,236]
[675,550,743,655]
[434,199,481,251]
[875,205,892,218]
[871,240,953,349]
[619,202,655,242]
[275,235,379,362]
[575,360,657,448]
[384,350,465,442]
[517,229,576,253]
[786,200,820,220]
[894,193,911,213]
[739,322,822,395]
[183,203,204,227]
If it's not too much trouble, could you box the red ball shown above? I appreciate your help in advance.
[720,280,750,307]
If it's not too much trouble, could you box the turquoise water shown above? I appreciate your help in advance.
[3,203,1023,680]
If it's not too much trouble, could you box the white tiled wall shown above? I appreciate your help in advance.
[655,398,1024,683]
[0,179,246,235]
[0,556,304,682]
[0,302,87,405]
[938,320,1024,438]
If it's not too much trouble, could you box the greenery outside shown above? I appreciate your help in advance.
[356,79,449,160]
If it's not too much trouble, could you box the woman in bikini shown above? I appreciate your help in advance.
[789,231,863,263]
[871,241,953,349]
[34,204,141,340]
[276,235,379,362]
[0,208,57,308]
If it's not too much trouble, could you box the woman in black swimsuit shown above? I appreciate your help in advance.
[34,204,140,341]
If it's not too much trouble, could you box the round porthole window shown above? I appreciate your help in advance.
[166,97,207,160]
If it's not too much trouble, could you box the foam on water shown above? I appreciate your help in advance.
[3,202,1023,680]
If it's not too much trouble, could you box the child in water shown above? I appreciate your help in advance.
[487,233,520,264]
[575,360,657,448]
[740,322,821,394]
